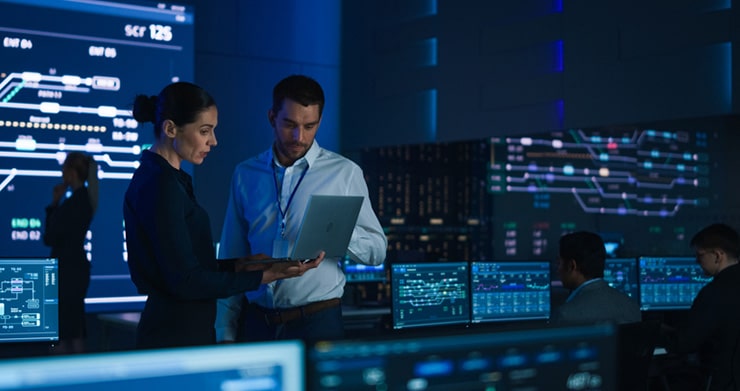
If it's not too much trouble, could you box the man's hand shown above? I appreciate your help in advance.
[260,251,325,284]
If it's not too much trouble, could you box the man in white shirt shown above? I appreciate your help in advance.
[216,75,387,342]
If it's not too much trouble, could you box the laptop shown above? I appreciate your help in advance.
[253,194,364,263]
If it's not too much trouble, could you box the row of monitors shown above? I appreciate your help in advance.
[0,322,618,390]
[0,255,709,344]
[390,257,711,330]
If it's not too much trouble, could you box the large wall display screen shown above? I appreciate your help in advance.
[0,0,194,311]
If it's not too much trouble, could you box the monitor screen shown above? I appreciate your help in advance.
[603,257,639,299]
[391,262,470,330]
[0,257,58,344]
[342,258,386,283]
[307,323,617,390]
[638,256,712,311]
[470,261,550,323]
[0,340,304,391]
[0,0,194,312]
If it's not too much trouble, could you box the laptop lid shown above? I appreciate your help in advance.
[291,194,363,260]
[253,195,364,263]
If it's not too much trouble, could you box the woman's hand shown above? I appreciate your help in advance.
[51,183,66,206]
[234,254,271,272]
[260,251,325,284]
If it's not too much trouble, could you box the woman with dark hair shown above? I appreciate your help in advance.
[124,81,322,349]
[44,151,98,354]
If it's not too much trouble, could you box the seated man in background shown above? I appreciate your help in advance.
[550,231,641,325]
[662,223,740,391]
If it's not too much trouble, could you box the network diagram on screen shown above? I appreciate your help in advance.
[487,128,715,259]
[0,0,194,311]
[489,129,709,216]
[0,258,58,343]
[359,126,725,264]
[391,262,470,329]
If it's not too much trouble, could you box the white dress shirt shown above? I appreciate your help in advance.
[215,141,387,341]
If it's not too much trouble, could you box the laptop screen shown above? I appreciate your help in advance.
[0,258,58,344]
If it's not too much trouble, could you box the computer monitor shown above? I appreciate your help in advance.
[638,256,712,311]
[390,262,470,330]
[470,261,550,324]
[307,323,618,390]
[603,257,639,299]
[0,340,304,391]
[342,258,386,283]
[0,258,58,344]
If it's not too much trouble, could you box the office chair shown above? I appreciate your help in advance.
[617,319,662,391]
[658,330,740,391]
[658,358,713,391]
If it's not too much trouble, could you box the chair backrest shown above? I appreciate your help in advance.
[617,319,662,391]
[729,330,740,391]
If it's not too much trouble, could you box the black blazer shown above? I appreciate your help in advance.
[124,150,263,349]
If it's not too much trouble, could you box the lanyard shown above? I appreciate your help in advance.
[272,162,308,238]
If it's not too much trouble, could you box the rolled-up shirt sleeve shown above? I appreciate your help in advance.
[346,165,387,266]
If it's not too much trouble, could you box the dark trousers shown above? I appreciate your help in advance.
[238,300,344,343]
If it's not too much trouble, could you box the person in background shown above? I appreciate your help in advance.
[124,81,322,349]
[550,230,641,325]
[663,223,740,391]
[44,151,98,354]
[216,75,387,343]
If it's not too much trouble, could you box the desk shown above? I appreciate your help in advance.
[95,307,391,349]
[649,351,710,391]
[342,306,391,337]
[96,312,140,351]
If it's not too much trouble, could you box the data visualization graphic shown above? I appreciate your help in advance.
[0,258,58,343]
[342,258,386,283]
[638,256,712,311]
[391,262,470,329]
[0,0,194,311]
[358,126,734,265]
[471,261,550,323]
[603,258,639,299]
[489,129,709,217]
[488,128,716,259]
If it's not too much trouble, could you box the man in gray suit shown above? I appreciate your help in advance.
[550,231,641,325]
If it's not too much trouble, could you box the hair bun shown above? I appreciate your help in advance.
[132,95,157,123]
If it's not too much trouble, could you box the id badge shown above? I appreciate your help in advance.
[272,238,289,258]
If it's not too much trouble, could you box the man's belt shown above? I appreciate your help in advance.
[255,298,342,326]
